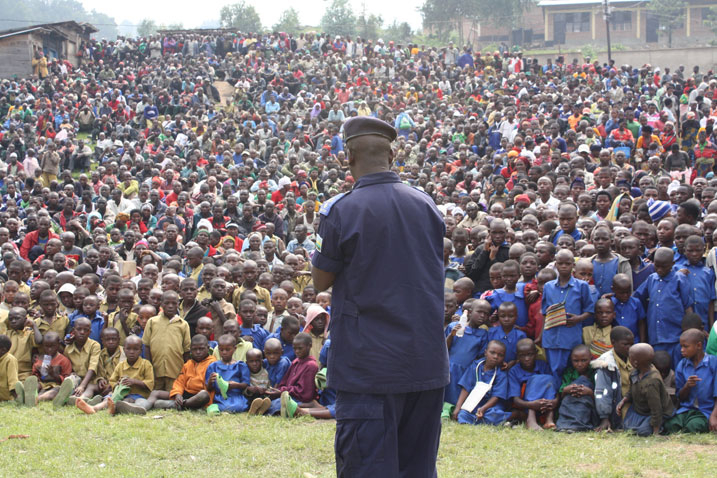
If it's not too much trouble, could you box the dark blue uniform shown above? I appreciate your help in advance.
[312,171,449,478]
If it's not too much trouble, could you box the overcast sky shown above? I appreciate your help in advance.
[80,0,425,31]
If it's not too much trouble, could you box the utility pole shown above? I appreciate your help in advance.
[603,0,612,64]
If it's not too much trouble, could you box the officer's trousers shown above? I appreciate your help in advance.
[334,387,443,478]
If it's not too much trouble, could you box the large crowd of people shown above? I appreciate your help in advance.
[0,28,716,434]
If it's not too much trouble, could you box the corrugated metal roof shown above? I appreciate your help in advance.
[537,0,649,6]
[0,27,47,40]
[0,21,97,39]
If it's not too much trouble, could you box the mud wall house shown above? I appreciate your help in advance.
[0,21,97,79]
[538,0,717,48]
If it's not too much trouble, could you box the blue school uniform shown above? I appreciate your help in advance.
[674,354,717,418]
[486,326,526,364]
[205,360,251,412]
[444,322,488,405]
[69,310,105,346]
[485,288,528,327]
[507,359,555,401]
[318,340,337,413]
[241,324,269,350]
[266,331,296,362]
[631,259,655,291]
[592,256,619,298]
[682,261,717,330]
[634,271,693,367]
[673,251,689,269]
[541,277,595,388]
[264,356,291,387]
[611,296,645,343]
[456,360,511,425]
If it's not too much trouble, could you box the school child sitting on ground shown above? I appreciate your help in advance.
[34,290,69,350]
[508,338,556,430]
[303,304,329,362]
[618,343,674,436]
[487,302,526,370]
[555,344,598,432]
[583,298,614,359]
[95,328,125,396]
[147,335,217,411]
[76,335,154,415]
[32,331,72,404]
[55,316,101,407]
[444,299,489,409]
[213,319,253,362]
[205,334,251,415]
[663,329,717,434]
[142,291,191,392]
[266,332,319,417]
[608,274,646,343]
[195,317,218,352]
[0,334,18,402]
[245,348,272,416]
[6,306,42,380]
[264,337,291,388]
[593,326,635,431]
[525,268,556,344]
[290,339,338,420]
[634,247,694,371]
[485,261,528,328]
[542,249,595,390]
[452,340,512,426]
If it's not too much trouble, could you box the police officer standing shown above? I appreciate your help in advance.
[312,117,449,477]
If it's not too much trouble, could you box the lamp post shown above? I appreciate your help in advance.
[603,0,612,64]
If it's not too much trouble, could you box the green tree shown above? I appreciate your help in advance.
[357,13,383,41]
[320,0,356,37]
[137,19,158,37]
[420,0,465,43]
[646,0,686,47]
[220,1,263,33]
[273,8,301,34]
[383,21,413,44]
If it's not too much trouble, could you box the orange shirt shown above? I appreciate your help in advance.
[169,355,216,398]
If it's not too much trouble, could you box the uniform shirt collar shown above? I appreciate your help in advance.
[354,171,400,189]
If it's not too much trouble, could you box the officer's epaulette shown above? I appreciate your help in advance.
[319,192,349,216]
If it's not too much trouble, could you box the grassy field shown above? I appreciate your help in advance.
[0,403,715,477]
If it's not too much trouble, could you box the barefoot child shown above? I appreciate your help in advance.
[618,343,674,436]
[508,338,557,430]
[453,340,512,425]
[77,335,154,415]
[555,344,598,431]
[205,334,251,414]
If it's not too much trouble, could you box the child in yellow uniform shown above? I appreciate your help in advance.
[34,290,70,354]
[142,291,191,392]
[0,335,18,402]
[95,328,125,396]
[77,335,154,415]
[105,289,137,345]
[55,317,101,407]
[7,307,42,380]
[582,298,614,359]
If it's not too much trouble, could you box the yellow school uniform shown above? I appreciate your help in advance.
[109,357,154,398]
[196,285,211,303]
[582,325,612,359]
[106,311,138,345]
[97,346,125,382]
[142,313,191,380]
[99,299,118,316]
[17,282,30,297]
[8,328,36,380]
[0,352,18,401]
[64,338,101,378]
[233,284,273,313]
[34,314,70,337]
[310,334,325,365]
[291,275,312,295]
[189,264,204,282]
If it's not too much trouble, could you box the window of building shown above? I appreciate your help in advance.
[703,7,717,27]
[611,10,632,31]
[555,12,591,33]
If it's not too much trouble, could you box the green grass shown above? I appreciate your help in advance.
[0,403,715,477]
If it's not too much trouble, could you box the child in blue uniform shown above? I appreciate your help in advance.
[591,226,625,298]
[263,337,291,387]
[508,338,556,430]
[238,299,269,350]
[205,334,251,414]
[452,340,511,426]
[664,329,717,433]
[195,317,218,352]
[634,247,694,368]
[444,299,489,406]
[487,302,526,369]
[542,249,595,389]
[679,236,716,331]
[266,316,300,361]
[610,274,646,343]
[485,260,528,327]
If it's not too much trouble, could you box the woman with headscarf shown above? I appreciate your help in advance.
[693,128,717,179]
